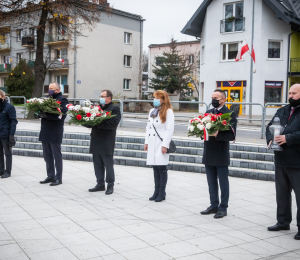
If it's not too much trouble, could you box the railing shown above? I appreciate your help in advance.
[290,58,300,73]
[45,34,69,43]
[220,17,245,33]
[0,63,11,73]
[7,96,27,119]
[21,36,35,47]
[48,59,69,70]
[0,41,10,50]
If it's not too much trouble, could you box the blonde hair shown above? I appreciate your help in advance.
[153,90,173,123]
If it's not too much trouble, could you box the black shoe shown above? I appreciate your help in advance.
[40,177,55,184]
[200,207,218,215]
[50,180,62,186]
[155,192,166,202]
[1,173,11,179]
[294,231,300,240]
[149,188,159,201]
[89,185,105,192]
[268,224,290,231]
[0,172,4,176]
[105,186,114,195]
[214,210,227,218]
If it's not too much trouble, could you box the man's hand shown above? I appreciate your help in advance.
[209,130,219,137]
[144,144,148,151]
[268,140,272,148]
[274,135,286,145]
[162,146,168,154]
[34,113,40,119]
[9,135,16,148]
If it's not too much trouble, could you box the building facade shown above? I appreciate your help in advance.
[0,3,144,100]
[182,0,300,115]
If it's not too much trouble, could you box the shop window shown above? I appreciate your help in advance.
[264,81,283,103]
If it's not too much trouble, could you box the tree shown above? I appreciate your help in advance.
[6,59,35,103]
[0,0,110,97]
[149,39,199,99]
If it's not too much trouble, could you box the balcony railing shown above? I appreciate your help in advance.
[220,17,245,33]
[28,61,35,69]
[0,63,11,73]
[290,58,300,73]
[48,59,69,70]
[21,36,35,47]
[0,42,10,50]
[45,34,69,44]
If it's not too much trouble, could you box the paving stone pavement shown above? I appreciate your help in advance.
[0,156,299,260]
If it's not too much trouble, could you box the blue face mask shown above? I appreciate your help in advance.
[48,89,55,96]
[100,98,106,105]
[153,99,161,107]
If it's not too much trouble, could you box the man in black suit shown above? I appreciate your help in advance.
[88,90,121,195]
[200,90,237,218]
[39,82,68,186]
[266,84,300,240]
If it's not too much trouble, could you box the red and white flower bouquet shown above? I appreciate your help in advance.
[26,98,63,115]
[67,100,115,127]
[188,112,233,140]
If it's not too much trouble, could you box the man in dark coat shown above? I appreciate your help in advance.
[88,90,121,195]
[200,89,237,218]
[38,83,68,186]
[0,90,18,179]
[266,83,300,240]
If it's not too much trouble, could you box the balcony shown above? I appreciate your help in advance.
[0,42,10,51]
[45,34,69,45]
[48,59,69,70]
[290,58,300,73]
[220,17,245,33]
[21,36,35,47]
[28,61,35,69]
[0,63,11,73]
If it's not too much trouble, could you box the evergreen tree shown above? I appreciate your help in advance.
[6,59,35,103]
[149,39,198,98]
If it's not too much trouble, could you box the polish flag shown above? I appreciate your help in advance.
[251,43,256,63]
[235,40,249,62]
[58,59,64,63]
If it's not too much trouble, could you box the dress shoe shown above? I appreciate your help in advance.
[268,224,290,231]
[50,180,62,186]
[214,210,227,218]
[105,186,114,195]
[200,206,218,215]
[40,177,55,184]
[1,173,11,179]
[89,185,105,192]
[294,231,300,240]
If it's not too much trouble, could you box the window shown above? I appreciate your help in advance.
[221,42,239,61]
[56,75,68,93]
[56,49,67,59]
[16,29,23,41]
[124,55,131,67]
[189,55,194,64]
[123,79,130,90]
[17,53,22,63]
[224,2,244,32]
[264,81,283,103]
[201,46,205,64]
[29,27,36,36]
[2,55,10,64]
[124,32,131,44]
[156,57,163,66]
[57,24,67,35]
[268,40,282,59]
[30,52,36,61]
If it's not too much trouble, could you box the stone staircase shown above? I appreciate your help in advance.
[13,130,275,181]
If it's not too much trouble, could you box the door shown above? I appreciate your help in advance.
[221,86,243,115]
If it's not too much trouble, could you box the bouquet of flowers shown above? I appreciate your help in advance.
[188,112,233,140]
[26,98,63,115]
[67,100,115,127]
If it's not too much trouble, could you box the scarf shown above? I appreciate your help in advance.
[150,106,161,118]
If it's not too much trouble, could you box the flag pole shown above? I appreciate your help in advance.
[249,0,255,122]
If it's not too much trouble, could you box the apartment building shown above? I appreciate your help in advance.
[0,2,144,100]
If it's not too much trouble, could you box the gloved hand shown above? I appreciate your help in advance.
[9,135,16,148]
[39,112,47,119]
[34,113,40,119]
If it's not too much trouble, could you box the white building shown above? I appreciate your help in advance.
[182,0,300,115]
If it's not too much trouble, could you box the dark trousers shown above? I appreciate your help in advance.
[93,154,115,188]
[0,138,12,175]
[205,165,229,211]
[275,165,300,228]
[42,142,63,181]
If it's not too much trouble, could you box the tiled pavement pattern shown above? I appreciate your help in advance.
[0,156,299,260]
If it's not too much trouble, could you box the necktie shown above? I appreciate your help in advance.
[288,108,295,121]
[214,108,218,114]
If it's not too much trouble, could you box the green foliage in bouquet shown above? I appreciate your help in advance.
[26,98,62,115]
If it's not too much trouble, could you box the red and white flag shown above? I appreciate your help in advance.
[235,40,249,62]
[251,43,256,63]
[58,59,64,63]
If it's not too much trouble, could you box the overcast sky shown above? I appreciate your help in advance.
[109,0,203,50]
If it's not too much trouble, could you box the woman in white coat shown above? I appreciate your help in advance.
[144,90,174,202]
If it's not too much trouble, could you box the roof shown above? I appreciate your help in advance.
[148,40,200,48]
[110,7,144,21]
[181,0,300,37]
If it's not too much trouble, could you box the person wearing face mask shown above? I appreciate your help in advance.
[38,83,68,186]
[200,90,237,218]
[144,90,174,202]
[0,90,18,179]
[266,83,300,240]
[87,90,121,195]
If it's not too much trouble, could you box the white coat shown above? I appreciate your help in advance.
[145,108,175,165]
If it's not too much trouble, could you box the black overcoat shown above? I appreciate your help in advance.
[0,100,18,139]
[202,106,237,166]
[39,93,68,144]
[266,104,300,168]
[89,102,121,155]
